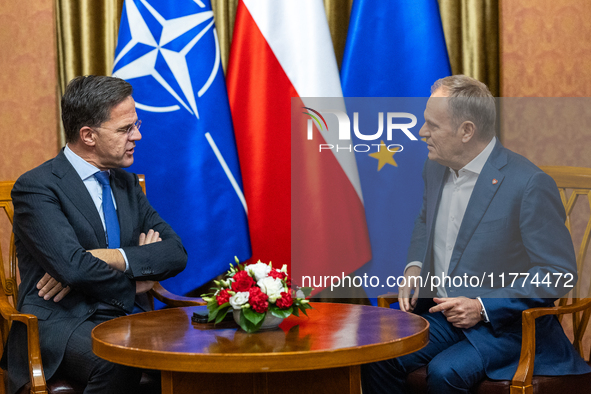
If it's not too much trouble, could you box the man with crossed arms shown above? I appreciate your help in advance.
[3,76,187,394]
[361,75,589,393]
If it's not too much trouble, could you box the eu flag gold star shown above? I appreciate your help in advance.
[369,140,399,171]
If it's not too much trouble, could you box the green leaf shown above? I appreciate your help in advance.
[214,307,230,324]
[295,303,311,317]
[243,307,265,325]
[267,304,277,314]
[270,307,292,319]
[207,302,218,316]
[207,302,229,321]
[239,310,265,333]
[299,287,313,297]
[291,307,300,317]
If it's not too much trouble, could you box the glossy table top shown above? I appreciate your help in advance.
[92,302,429,373]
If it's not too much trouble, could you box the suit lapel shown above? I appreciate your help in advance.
[426,164,448,233]
[447,142,508,275]
[422,163,448,276]
[52,151,107,247]
[111,171,133,247]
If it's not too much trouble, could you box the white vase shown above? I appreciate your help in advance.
[233,309,284,331]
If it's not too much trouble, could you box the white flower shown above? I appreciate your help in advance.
[257,277,284,303]
[229,291,250,310]
[247,261,272,281]
[295,289,305,299]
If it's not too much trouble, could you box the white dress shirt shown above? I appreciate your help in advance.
[406,137,497,320]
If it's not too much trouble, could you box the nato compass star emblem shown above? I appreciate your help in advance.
[112,0,220,119]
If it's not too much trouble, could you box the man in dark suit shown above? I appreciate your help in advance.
[361,75,590,393]
[3,75,187,394]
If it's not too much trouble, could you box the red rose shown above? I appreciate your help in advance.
[276,291,293,309]
[248,286,269,313]
[269,269,286,280]
[232,270,255,292]
[216,289,231,305]
[269,269,291,287]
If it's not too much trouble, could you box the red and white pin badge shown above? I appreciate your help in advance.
[492,179,498,185]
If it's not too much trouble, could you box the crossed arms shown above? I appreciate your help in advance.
[12,170,187,313]
[37,230,163,302]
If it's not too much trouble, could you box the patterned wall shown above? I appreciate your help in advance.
[0,0,59,181]
[500,0,591,357]
[500,0,591,167]
[0,0,58,286]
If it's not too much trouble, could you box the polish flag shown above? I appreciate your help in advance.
[227,0,371,293]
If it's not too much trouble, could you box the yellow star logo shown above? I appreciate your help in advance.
[369,140,399,171]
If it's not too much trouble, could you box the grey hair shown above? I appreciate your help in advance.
[431,75,496,140]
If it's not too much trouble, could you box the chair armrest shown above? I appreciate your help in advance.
[149,282,206,307]
[0,297,47,394]
[510,299,591,394]
[377,293,399,308]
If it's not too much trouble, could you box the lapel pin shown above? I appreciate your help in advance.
[492,179,498,185]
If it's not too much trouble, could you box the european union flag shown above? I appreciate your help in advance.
[341,0,451,300]
[113,0,250,297]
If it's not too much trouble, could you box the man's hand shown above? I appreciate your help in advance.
[135,230,161,294]
[139,229,161,246]
[399,265,421,312]
[429,297,482,329]
[37,273,71,302]
[136,280,155,294]
[36,230,162,302]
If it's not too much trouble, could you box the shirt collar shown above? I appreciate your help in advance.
[452,136,497,176]
[64,144,104,181]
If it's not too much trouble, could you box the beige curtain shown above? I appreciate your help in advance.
[56,0,124,92]
[439,0,500,96]
[211,0,239,74]
[55,0,124,146]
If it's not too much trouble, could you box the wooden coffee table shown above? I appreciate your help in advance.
[92,302,429,394]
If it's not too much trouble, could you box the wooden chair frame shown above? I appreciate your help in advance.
[510,166,591,393]
[0,176,205,394]
[377,165,591,394]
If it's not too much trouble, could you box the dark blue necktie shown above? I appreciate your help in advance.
[94,171,120,249]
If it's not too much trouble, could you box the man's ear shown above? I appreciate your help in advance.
[459,121,476,143]
[79,126,96,147]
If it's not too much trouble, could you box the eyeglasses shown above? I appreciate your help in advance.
[120,120,141,136]
[94,119,141,137]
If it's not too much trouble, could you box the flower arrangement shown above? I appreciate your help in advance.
[202,257,313,333]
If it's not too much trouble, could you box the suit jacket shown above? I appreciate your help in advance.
[3,150,187,394]
[409,140,590,379]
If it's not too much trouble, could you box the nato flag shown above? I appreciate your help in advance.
[113,0,251,298]
[341,0,451,301]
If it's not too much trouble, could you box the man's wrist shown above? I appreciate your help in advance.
[118,248,130,273]
[405,261,423,273]
[477,297,489,323]
[87,248,126,272]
